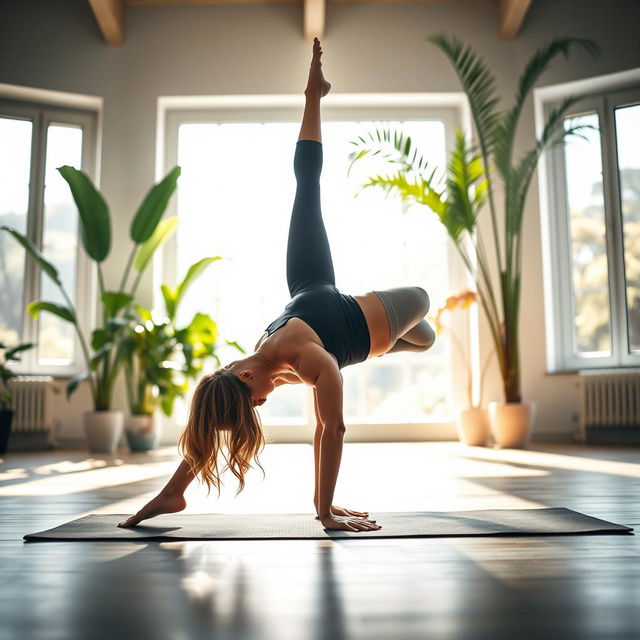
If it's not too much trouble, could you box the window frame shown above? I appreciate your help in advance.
[0,97,99,376]
[156,94,475,438]
[540,82,640,372]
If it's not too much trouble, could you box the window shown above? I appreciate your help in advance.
[161,98,469,431]
[0,99,98,375]
[542,85,640,370]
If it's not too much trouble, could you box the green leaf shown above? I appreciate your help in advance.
[428,33,499,161]
[66,371,89,400]
[27,301,75,324]
[57,166,111,262]
[1,226,61,284]
[5,343,34,361]
[133,216,179,274]
[160,284,177,320]
[101,291,134,317]
[174,257,222,313]
[130,167,181,243]
[225,339,246,354]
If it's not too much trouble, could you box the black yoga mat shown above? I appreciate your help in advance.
[24,508,633,541]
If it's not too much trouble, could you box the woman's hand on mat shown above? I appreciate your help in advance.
[329,505,370,518]
[320,514,381,532]
[117,491,187,528]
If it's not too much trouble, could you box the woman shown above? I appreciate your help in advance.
[119,38,434,533]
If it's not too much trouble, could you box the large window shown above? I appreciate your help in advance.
[161,100,468,430]
[0,99,97,374]
[542,86,640,371]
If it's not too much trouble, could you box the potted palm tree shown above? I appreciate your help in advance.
[2,166,181,453]
[350,34,598,448]
[0,341,34,454]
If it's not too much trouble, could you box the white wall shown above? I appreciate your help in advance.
[2,0,639,443]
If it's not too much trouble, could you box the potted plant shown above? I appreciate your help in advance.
[349,34,598,448]
[2,166,181,453]
[432,290,494,446]
[120,255,243,451]
[0,341,34,454]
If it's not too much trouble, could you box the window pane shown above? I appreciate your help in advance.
[174,120,452,426]
[0,117,32,345]
[614,102,640,353]
[37,124,82,365]
[564,112,611,355]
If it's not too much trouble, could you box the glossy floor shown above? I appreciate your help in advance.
[1,442,639,640]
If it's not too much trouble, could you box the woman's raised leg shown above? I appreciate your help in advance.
[286,38,335,298]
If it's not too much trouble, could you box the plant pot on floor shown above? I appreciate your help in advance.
[456,407,489,446]
[0,409,14,455]
[488,402,536,449]
[124,414,160,452]
[83,410,124,454]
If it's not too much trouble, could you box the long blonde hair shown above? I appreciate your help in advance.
[177,368,266,497]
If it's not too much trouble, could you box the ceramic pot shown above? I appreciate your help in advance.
[0,409,14,454]
[456,407,490,446]
[83,410,124,454]
[124,414,159,452]
[488,402,536,449]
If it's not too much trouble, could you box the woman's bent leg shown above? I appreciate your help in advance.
[374,286,435,354]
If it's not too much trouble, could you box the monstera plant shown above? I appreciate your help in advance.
[2,166,181,452]
[350,34,598,447]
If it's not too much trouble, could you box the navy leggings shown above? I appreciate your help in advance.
[287,140,435,353]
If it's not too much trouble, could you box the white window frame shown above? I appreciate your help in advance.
[155,93,474,441]
[0,85,101,376]
[536,69,640,372]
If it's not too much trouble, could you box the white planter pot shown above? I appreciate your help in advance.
[456,407,490,446]
[488,402,536,449]
[83,410,124,454]
[124,414,160,452]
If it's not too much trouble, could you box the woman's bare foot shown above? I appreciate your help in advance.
[305,37,331,99]
[117,491,186,528]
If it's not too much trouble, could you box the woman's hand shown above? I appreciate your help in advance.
[117,491,186,528]
[329,505,370,518]
[320,514,381,532]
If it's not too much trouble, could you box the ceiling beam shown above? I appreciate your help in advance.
[88,0,125,46]
[498,0,532,40]
[303,0,325,40]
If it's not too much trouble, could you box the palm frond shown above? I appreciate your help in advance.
[348,124,436,179]
[428,33,500,159]
[359,172,446,217]
[494,38,598,181]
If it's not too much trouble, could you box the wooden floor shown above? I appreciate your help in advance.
[1,442,639,640]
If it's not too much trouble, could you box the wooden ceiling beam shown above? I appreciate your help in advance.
[303,0,325,40]
[88,0,125,45]
[498,0,532,40]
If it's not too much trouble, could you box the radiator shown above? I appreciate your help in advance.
[579,370,640,443]
[7,376,57,433]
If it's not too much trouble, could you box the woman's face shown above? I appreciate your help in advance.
[225,363,275,407]
[244,373,275,407]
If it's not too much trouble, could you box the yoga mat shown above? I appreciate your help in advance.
[24,508,633,541]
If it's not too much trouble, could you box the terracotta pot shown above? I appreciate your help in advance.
[124,414,159,452]
[456,407,490,446]
[83,410,124,454]
[488,402,536,449]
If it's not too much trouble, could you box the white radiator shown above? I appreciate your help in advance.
[578,370,640,443]
[8,376,57,433]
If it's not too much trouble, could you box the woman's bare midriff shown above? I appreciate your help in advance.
[254,292,393,361]
[353,291,394,357]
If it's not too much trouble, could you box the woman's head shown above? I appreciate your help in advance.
[177,367,266,497]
